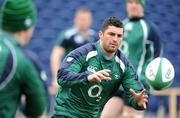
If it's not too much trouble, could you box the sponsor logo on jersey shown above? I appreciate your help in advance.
[88,84,102,102]
[87,65,97,73]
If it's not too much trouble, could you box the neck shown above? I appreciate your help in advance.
[9,32,27,46]
[100,41,115,58]
[128,12,144,19]
[129,16,144,21]
[79,29,89,39]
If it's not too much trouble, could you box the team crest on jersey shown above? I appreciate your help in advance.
[114,74,120,79]
[125,23,133,31]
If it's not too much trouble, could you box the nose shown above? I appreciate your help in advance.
[112,35,119,42]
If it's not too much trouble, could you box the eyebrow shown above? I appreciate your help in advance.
[108,32,123,37]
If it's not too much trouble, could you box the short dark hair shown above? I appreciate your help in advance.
[101,16,123,32]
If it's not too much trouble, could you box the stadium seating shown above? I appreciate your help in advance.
[0,0,180,114]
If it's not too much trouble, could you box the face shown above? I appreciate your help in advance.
[74,11,92,31]
[126,0,144,18]
[24,27,34,45]
[99,26,124,54]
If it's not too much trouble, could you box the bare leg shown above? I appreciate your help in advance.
[123,106,144,118]
[101,96,124,118]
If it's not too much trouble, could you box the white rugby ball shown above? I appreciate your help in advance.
[145,57,175,90]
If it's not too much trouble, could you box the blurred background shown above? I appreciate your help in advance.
[0,0,180,118]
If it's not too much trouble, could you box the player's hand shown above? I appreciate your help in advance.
[87,69,111,82]
[130,89,148,109]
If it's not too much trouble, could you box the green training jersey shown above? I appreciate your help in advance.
[54,41,145,118]
[120,18,162,92]
[0,32,47,118]
[55,27,97,56]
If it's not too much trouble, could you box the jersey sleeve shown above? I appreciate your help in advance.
[55,30,66,47]
[20,58,47,117]
[57,48,90,87]
[141,22,163,93]
[121,61,146,110]
[148,22,163,58]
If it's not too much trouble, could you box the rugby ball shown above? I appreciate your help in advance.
[145,57,175,90]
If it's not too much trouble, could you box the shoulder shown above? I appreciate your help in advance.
[22,49,41,71]
[64,27,79,39]
[143,19,159,32]
[68,43,96,58]
[88,29,96,36]
[116,50,134,71]
[116,50,129,65]
[123,18,130,25]
[57,27,78,40]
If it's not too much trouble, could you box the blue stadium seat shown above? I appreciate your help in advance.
[1,0,180,115]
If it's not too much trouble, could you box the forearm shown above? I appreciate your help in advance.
[57,68,89,87]
[128,96,146,110]
[123,66,146,110]
[50,46,65,80]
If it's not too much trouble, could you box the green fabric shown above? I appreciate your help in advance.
[54,42,144,118]
[0,0,36,31]
[0,32,47,118]
[120,19,152,93]
[56,31,66,46]
[0,44,9,77]
[126,0,146,6]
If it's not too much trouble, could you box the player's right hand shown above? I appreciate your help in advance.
[87,69,111,82]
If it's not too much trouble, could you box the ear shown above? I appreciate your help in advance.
[99,31,103,40]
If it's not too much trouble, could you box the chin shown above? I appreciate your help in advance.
[108,49,117,53]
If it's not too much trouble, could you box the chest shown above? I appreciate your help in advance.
[71,56,125,106]
[123,22,145,45]
[85,57,123,81]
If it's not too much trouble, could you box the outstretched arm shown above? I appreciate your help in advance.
[50,46,65,88]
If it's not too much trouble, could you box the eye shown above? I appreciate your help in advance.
[117,34,122,38]
[108,32,115,36]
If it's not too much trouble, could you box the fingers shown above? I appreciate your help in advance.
[98,69,111,81]
[87,69,111,82]
[141,98,148,109]
[96,71,111,80]
[88,74,102,82]
[143,103,147,109]
[99,70,110,77]
[130,89,147,97]
[143,98,148,103]
[129,88,136,96]
[93,74,102,82]
[137,98,148,109]
[140,89,146,96]
[143,94,148,99]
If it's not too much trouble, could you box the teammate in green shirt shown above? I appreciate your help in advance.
[52,16,148,118]
[0,0,47,117]
[101,0,162,118]
[50,8,97,91]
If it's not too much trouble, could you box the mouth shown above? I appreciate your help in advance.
[110,43,118,47]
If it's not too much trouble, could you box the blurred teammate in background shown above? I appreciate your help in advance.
[52,16,148,118]
[0,0,47,117]
[50,7,97,91]
[101,0,162,118]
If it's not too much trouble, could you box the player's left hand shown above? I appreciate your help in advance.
[130,88,148,109]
